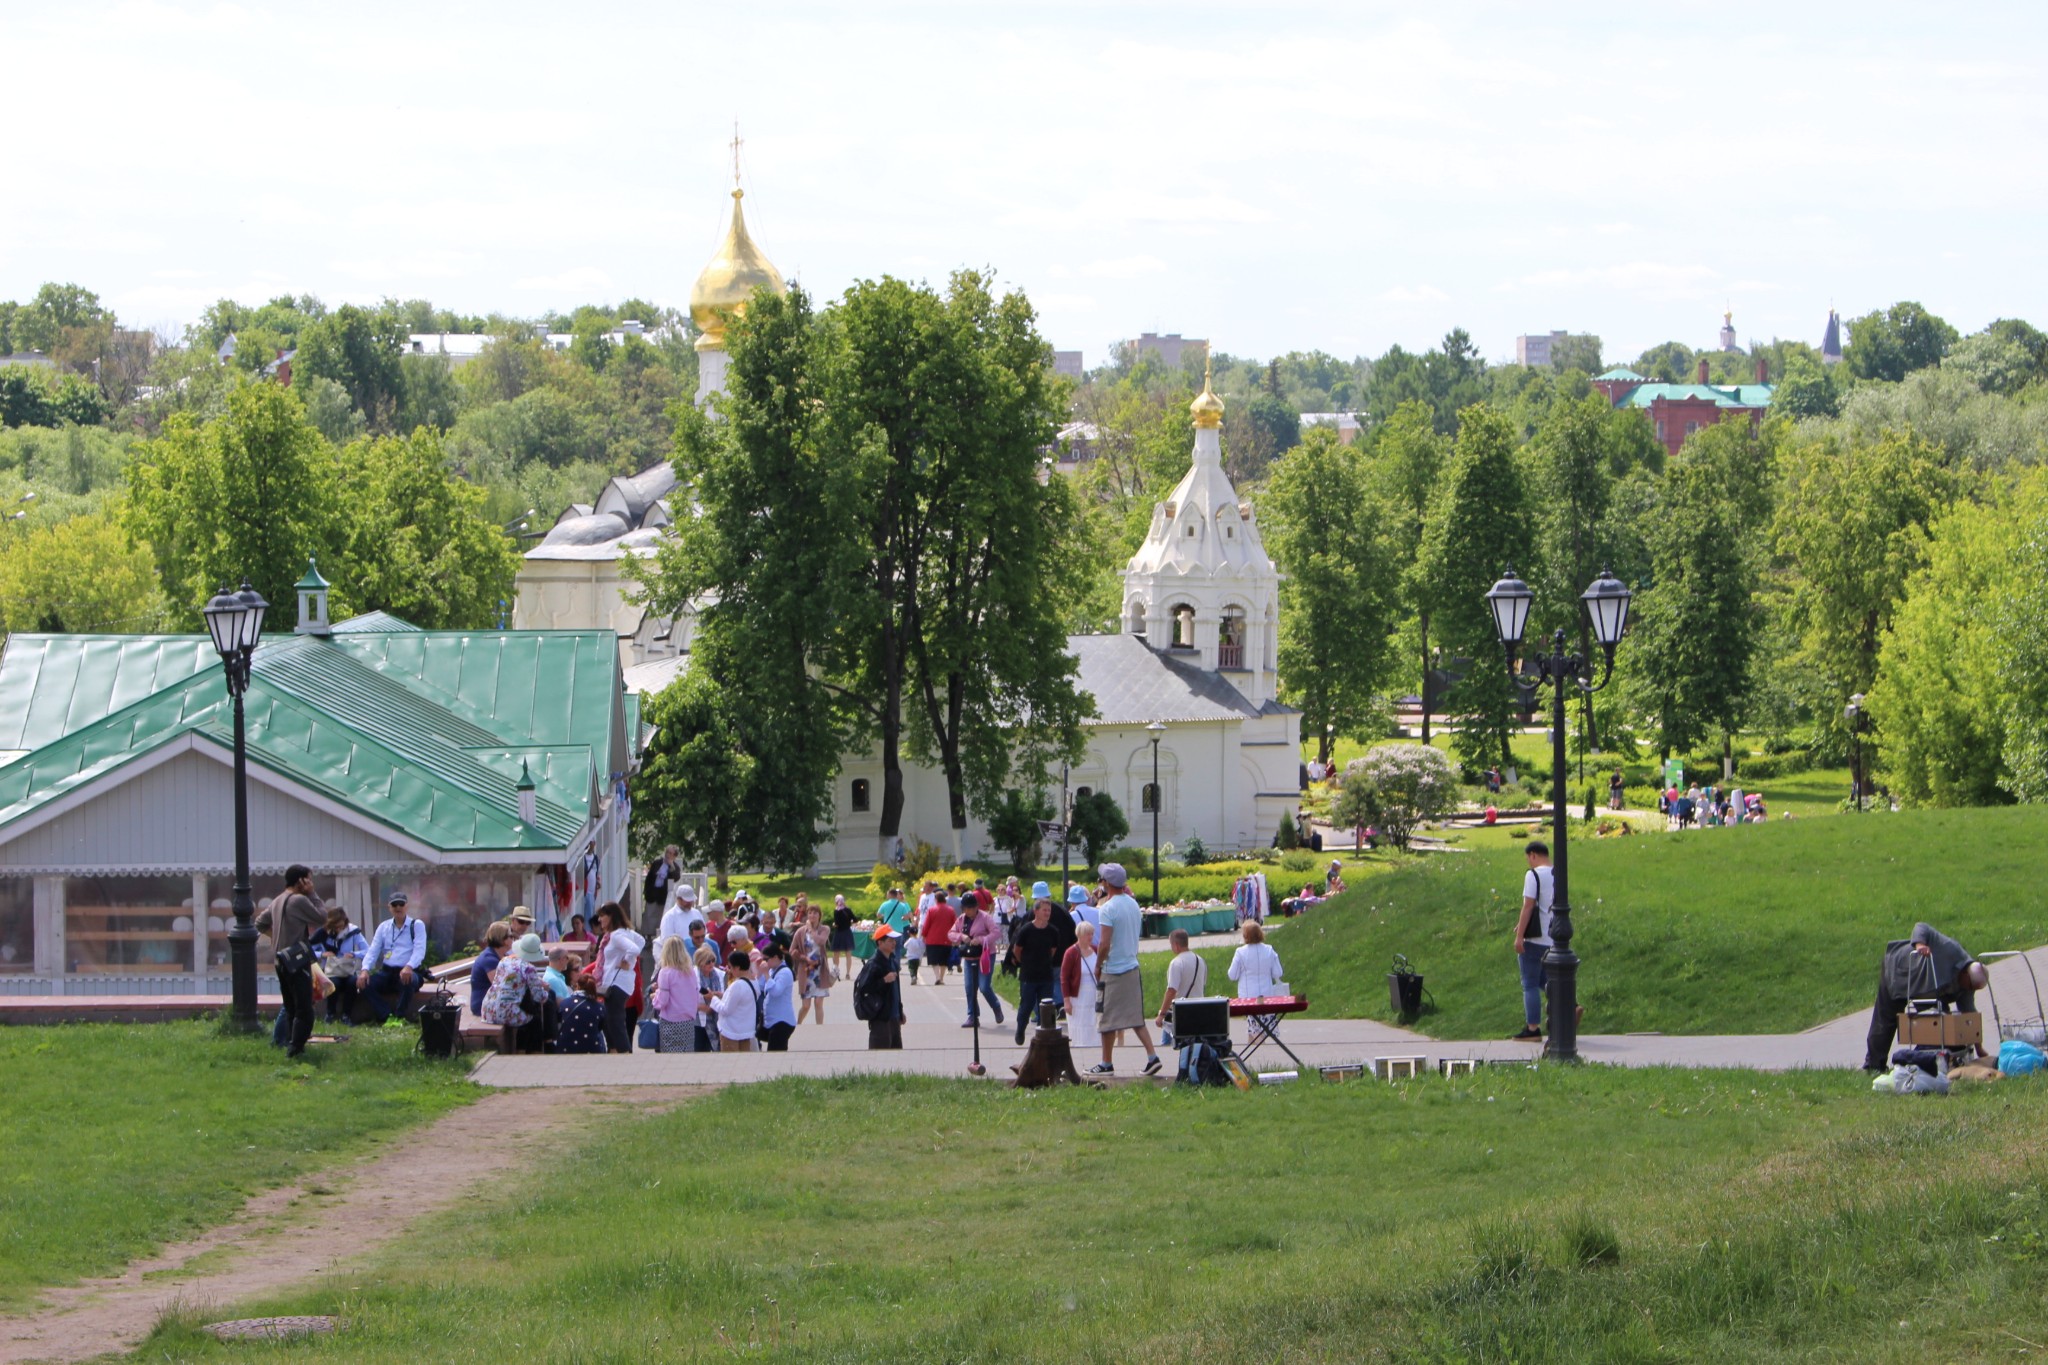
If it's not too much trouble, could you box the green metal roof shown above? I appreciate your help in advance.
[330,610,420,634]
[1618,382,1774,411]
[294,559,331,591]
[0,625,626,855]
[1596,367,1647,381]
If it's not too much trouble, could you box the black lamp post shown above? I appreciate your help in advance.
[202,580,269,1032]
[1484,566,1631,1064]
[1147,720,1166,906]
[1845,693,1867,812]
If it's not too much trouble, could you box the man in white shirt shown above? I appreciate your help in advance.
[1510,841,1554,1042]
[658,883,702,948]
[1155,929,1209,1045]
[357,892,427,1022]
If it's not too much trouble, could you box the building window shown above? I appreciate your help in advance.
[851,778,871,812]
[65,874,200,975]
[1685,421,1699,436]
[1141,782,1160,813]
[1656,420,1666,441]
[1075,786,1093,802]
[371,871,516,958]
[1185,524,1196,537]
[0,878,30,973]
[1219,606,1246,669]
[1171,604,1196,648]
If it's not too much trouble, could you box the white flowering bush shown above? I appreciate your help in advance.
[1333,743,1459,849]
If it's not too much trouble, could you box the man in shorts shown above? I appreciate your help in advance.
[1087,862,1162,1077]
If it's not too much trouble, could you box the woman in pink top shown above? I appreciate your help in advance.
[649,935,698,1053]
[952,898,1006,1029]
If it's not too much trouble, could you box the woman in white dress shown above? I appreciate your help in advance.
[1063,921,1101,1051]
[1228,921,1284,999]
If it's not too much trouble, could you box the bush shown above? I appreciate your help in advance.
[862,862,981,899]
[1069,791,1129,865]
[1737,750,1811,781]
[1275,811,1300,849]
[1279,850,1321,874]
[1182,832,1208,866]
[984,789,1054,875]
[1333,743,1459,850]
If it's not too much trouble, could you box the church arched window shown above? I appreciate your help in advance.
[1141,782,1160,813]
[1171,604,1195,648]
[851,778,870,812]
[1219,607,1246,669]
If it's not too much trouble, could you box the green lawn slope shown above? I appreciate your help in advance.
[0,1021,473,1311]
[1174,806,2048,1040]
[139,1071,2048,1363]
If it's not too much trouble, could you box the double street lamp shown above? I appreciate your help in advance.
[202,580,269,1032]
[1484,566,1632,1064]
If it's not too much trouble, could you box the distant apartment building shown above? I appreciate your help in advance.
[1131,332,1206,369]
[1593,356,1774,459]
[1515,330,1598,368]
[1300,412,1363,445]
[1052,350,1084,380]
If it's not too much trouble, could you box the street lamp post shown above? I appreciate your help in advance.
[1484,566,1632,1065]
[1147,720,1166,907]
[1845,694,1866,812]
[202,580,269,1032]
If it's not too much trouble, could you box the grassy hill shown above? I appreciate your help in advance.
[143,1070,2048,1363]
[1169,806,2048,1039]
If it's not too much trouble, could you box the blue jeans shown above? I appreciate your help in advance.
[963,958,1003,1025]
[272,1006,290,1047]
[1519,942,1549,1030]
[1015,978,1056,1043]
[364,966,419,1022]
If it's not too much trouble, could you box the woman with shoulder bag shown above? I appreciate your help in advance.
[756,941,799,1051]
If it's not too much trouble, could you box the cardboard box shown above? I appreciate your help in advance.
[1898,1008,1983,1049]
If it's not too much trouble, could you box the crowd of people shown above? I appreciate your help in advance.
[256,847,1297,1074]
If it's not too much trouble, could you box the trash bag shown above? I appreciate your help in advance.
[1998,1039,2046,1076]
[1871,1070,1897,1093]
[1891,1064,1951,1096]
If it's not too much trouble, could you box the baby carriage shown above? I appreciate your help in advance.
[1978,950,2047,1048]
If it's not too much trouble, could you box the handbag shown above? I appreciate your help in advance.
[277,939,316,973]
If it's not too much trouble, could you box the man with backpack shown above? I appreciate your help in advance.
[855,924,906,1049]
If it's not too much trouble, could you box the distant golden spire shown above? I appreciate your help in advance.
[1190,347,1224,429]
[689,126,786,352]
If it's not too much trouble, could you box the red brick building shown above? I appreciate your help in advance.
[1594,356,1774,458]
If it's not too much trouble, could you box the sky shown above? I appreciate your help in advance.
[4,2,2045,369]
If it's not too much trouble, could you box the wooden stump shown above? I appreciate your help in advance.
[1011,1026,1088,1088]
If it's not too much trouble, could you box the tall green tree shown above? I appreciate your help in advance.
[1844,301,1959,383]
[1774,426,1956,759]
[294,304,405,432]
[0,510,167,635]
[336,427,518,628]
[1262,427,1400,764]
[827,271,1089,859]
[1627,459,1756,762]
[1414,403,1534,769]
[1867,478,2034,806]
[10,282,110,355]
[125,380,342,626]
[1367,401,1448,740]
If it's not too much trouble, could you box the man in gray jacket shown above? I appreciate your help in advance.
[1863,922,1988,1070]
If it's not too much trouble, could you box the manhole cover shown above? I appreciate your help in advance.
[202,1315,337,1341]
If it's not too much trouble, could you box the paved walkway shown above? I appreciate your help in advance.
[469,940,2048,1088]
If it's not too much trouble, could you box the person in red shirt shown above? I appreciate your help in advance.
[920,893,958,987]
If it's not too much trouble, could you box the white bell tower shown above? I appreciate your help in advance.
[1120,352,1281,707]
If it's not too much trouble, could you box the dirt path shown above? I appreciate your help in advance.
[0,1086,708,1365]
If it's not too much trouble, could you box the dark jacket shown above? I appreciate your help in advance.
[855,950,904,1023]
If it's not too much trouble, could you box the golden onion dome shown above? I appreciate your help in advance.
[1189,351,1224,429]
[689,188,786,351]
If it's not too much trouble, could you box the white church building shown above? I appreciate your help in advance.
[516,180,1302,872]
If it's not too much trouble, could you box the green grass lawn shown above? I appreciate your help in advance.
[137,1068,2048,1363]
[0,1021,474,1311]
[1147,805,2048,1039]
